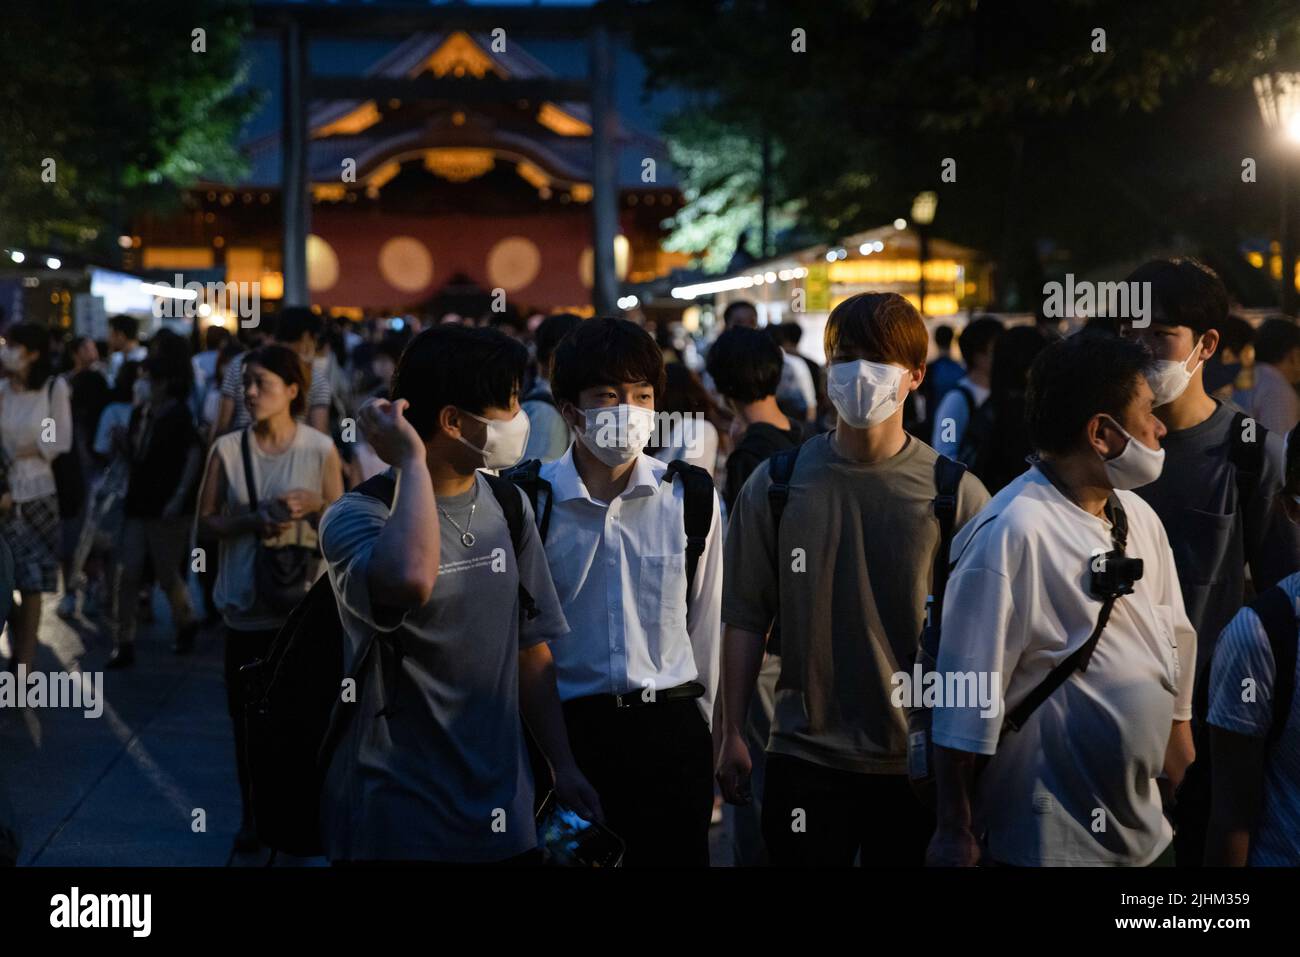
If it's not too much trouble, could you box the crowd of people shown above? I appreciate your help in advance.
[3,255,1300,868]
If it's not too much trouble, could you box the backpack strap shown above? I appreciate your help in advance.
[503,458,553,543]
[483,471,540,621]
[1227,411,1268,519]
[930,454,966,606]
[955,384,977,423]
[240,427,259,511]
[766,443,803,535]
[1002,492,1130,737]
[356,472,396,507]
[1247,585,1298,746]
[662,459,715,594]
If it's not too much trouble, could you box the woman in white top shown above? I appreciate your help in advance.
[0,323,73,670]
[197,343,342,851]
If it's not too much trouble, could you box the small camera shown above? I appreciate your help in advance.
[1090,550,1143,600]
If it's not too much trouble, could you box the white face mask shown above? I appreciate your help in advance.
[1146,337,1204,407]
[578,404,656,467]
[0,346,24,372]
[826,359,908,428]
[1100,417,1166,490]
[454,408,531,470]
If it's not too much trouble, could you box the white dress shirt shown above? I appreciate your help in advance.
[538,446,723,727]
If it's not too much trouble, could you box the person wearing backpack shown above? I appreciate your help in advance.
[707,326,804,514]
[1205,423,1300,866]
[521,312,582,464]
[931,316,1002,462]
[716,293,990,867]
[197,344,343,853]
[515,317,722,867]
[318,324,601,865]
[927,333,1196,867]
[1121,259,1300,865]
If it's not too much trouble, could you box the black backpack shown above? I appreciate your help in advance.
[504,457,715,591]
[240,470,535,857]
[1226,410,1268,520]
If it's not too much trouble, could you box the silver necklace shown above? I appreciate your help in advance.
[439,501,477,547]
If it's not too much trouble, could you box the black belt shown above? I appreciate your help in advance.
[573,681,705,710]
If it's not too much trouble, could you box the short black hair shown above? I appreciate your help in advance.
[108,314,139,340]
[551,317,665,407]
[1124,258,1228,336]
[934,324,955,350]
[1254,318,1300,366]
[204,325,232,352]
[534,313,584,369]
[146,328,195,400]
[958,316,1004,361]
[391,324,528,439]
[1218,314,1256,356]
[765,321,802,347]
[723,300,758,326]
[707,326,784,403]
[276,306,321,345]
[5,322,54,390]
[1026,333,1152,455]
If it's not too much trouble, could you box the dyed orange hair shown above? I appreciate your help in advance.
[823,292,928,369]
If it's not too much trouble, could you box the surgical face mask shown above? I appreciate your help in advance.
[0,346,23,372]
[578,404,656,467]
[826,359,908,428]
[1146,337,1204,407]
[1100,416,1166,490]
[454,407,531,470]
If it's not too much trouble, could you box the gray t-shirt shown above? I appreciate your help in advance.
[318,470,568,862]
[1208,571,1300,866]
[722,432,990,774]
[1135,400,1300,677]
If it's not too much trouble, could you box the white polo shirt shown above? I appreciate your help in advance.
[538,446,723,726]
[932,464,1196,866]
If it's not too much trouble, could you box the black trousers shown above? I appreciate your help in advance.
[223,625,278,824]
[562,695,713,867]
[761,753,934,867]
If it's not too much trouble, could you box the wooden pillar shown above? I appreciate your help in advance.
[589,24,619,316]
[281,16,310,309]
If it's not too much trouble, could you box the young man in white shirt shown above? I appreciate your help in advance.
[535,317,723,866]
[928,332,1197,867]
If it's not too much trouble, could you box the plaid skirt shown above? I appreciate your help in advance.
[0,494,61,593]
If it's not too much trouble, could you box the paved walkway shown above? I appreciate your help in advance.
[0,590,269,866]
[1,587,734,866]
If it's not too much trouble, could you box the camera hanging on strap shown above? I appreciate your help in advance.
[1001,489,1143,738]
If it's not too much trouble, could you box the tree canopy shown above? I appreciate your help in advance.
[633,0,1300,305]
[0,0,258,259]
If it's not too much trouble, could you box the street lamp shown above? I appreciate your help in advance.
[1253,71,1300,315]
[911,191,938,315]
